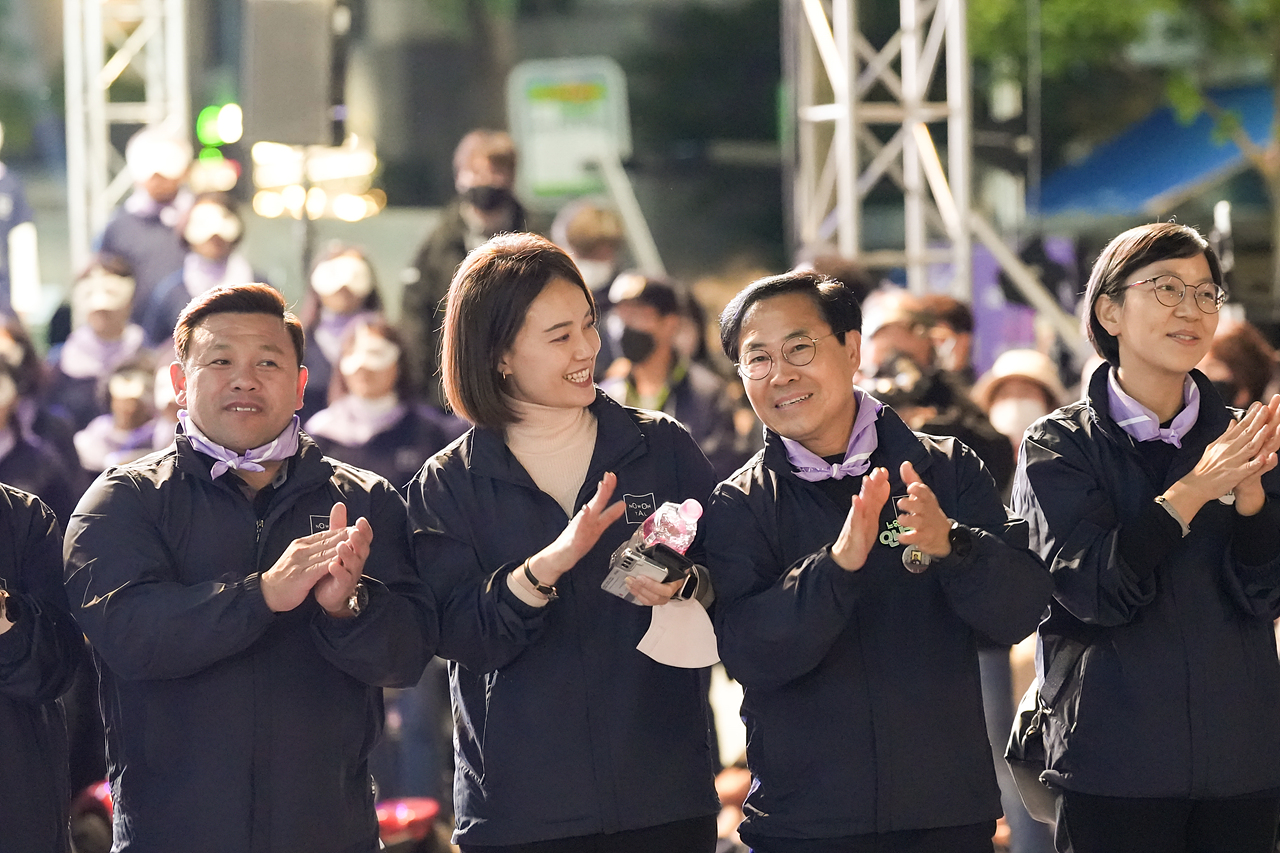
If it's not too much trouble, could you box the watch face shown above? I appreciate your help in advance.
[948,523,973,558]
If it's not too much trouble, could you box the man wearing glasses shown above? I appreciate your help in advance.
[703,270,1053,853]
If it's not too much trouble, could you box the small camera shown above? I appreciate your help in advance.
[601,531,694,604]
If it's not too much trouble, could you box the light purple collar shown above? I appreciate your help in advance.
[1106,368,1199,448]
[178,410,301,479]
[783,385,882,481]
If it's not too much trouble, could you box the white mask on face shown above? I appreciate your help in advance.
[183,203,243,246]
[988,396,1049,444]
[574,258,615,292]
[311,255,374,299]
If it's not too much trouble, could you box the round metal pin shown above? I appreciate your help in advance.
[901,545,932,573]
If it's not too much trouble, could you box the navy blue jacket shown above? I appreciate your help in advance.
[64,432,436,853]
[1013,365,1280,798]
[706,406,1051,843]
[0,485,85,853]
[407,392,721,846]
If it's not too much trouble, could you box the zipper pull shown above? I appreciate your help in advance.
[256,518,264,545]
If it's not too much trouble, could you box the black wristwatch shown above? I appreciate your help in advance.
[947,520,974,559]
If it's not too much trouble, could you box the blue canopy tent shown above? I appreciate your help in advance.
[1040,85,1273,218]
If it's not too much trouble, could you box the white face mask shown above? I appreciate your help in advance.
[988,396,1049,444]
[575,258,615,291]
[311,255,374,299]
[184,203,243,246]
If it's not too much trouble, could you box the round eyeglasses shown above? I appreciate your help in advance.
[736,333,838,380]
[1126,274,1227,314]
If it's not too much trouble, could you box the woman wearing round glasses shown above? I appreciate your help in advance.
[1012,222,1280,852]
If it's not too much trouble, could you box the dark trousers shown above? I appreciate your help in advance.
[745,820,996,853]
[1056,791,1280,853]
[460,815,718,853]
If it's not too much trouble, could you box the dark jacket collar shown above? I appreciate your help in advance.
[1084,362,1232,446]
[463,390,648,490]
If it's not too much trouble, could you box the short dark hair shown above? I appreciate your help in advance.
[174,283,305,367]
[719,269,863,360]
[1083,222,1224,366]
[441,232,593,429]
[453,129,517,181]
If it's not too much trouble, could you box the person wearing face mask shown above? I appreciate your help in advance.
[46,257,151,433]
[74,358,161,473]
[141,192,258,346]
[401,130,527,407]
[301,244,386,421]
[600,273,747,479]
[974,349,1068,466]
[94,125,193,324]
[305,320,466,490]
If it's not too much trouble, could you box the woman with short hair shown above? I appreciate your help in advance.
[406,232,719,853]
[1013,221,1280,853]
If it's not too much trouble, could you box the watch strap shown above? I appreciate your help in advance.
[522,561,559,600]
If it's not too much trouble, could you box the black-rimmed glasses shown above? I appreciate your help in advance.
[1127,274,1227,314]
[736,333,838,380]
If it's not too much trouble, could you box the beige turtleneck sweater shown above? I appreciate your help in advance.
[503,397,598,605]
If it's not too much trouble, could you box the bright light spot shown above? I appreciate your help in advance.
[333,193,366,222]
[367,188,387,209]
[281,184,306,218]
[252,141,296,164]
[306,187,328,219]
[217,104,243,144]
[253,191,285,218]
[196,105,222,147]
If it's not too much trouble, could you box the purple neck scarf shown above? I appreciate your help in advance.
[1106,368,1199,448]
[178,410,301,479]
[783,385,882,481]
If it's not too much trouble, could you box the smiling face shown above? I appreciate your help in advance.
[1095,252,1219,387]
[496,277,600,411]
[737,291,862,457]
[171,312,307,453]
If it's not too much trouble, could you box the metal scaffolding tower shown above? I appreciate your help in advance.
[783,0,1078,344]
[63,0,188,270]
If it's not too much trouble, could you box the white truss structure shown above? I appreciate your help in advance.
[63,0,188,270]
[784,0,1079,344]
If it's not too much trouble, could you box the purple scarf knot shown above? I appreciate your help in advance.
[783,386,882,482]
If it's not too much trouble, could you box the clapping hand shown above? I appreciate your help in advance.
[894,461,954,558]
[831,467,891,571]
[527,472,627,586]
[1173,396,1280,521]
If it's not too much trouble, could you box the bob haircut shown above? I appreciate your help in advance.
[442,232,593,429]
[719,269,864,361]
[1083,222,1225,366]
[174,282,305,368]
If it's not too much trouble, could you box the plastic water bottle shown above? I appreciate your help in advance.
[641,499,703,555]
